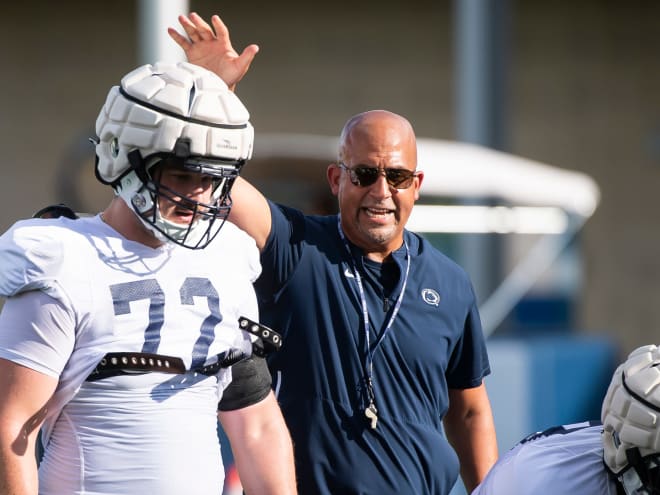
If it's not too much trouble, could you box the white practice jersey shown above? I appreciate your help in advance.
[0,215,261,495]
[472,422,618,495]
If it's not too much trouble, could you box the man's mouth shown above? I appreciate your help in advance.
[170,208,195,222]
[363,207,393,219]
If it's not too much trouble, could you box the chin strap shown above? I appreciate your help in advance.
[617,447,660,495]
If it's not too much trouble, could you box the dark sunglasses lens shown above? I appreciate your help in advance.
[353,167,380,186]
[349,166,416,188]
[385,170,414,188]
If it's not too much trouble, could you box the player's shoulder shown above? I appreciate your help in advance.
[205,220,261,278]
[0,216,92,296]
[1,216,94,248]
[219,220,255,242]
[211,220,259,256]
[474,422,607,495]
[519,421,602,445]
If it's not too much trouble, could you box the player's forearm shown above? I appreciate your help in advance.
[220,393,297,494]
[236,421,297,494]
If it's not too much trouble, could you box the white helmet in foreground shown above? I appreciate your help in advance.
[602,344,660,494]
[94,61,254,249]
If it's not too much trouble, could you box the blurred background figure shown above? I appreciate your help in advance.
[32,204,79,220]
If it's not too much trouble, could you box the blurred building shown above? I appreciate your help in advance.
[2,1,659,491]
[3,0,658,351]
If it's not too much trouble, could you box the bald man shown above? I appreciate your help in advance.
[170,14,498,494]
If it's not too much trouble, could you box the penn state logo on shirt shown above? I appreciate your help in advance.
[421,288,440,306]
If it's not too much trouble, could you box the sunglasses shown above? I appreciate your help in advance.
[338,163,419,189]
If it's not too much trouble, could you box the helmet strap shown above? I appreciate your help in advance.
[127,149,151,184]
[173,137,192,158]
[618,447,658,494]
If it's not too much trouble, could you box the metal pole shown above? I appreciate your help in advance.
[455,0,509,149]
[453,0,510,312]
[137,0,190,64]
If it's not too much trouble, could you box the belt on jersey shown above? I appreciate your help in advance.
[85,316,282,382]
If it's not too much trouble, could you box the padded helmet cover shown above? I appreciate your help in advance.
[602,344,660,475]
[93,61,253,249]
[95,61,253,185]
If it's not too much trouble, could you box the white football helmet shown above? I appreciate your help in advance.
[94,61,254,249]
[602,344,660,494]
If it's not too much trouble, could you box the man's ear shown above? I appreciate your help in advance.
[413,170,424,201]
[327,163,342,196]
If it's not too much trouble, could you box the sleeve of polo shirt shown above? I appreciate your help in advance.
[254,201,307,300]
[446,290,491,389]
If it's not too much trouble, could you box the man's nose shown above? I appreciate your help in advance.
[368,172,393,197]
[186,179,210,197]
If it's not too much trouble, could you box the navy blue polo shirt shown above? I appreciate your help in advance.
[255,201,491,495]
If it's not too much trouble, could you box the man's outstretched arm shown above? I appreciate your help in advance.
[169,13,272,250]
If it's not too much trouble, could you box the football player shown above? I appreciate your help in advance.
[473,344,660,495]
[0,62,296,495]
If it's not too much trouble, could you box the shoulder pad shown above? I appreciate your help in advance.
[0,219,66,297]
[214,221,262,282]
